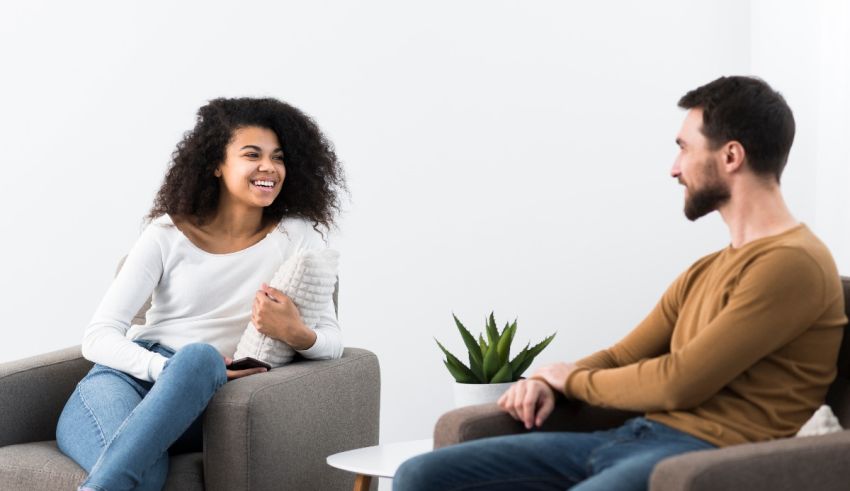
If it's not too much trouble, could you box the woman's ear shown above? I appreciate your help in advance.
[214,168,222,178]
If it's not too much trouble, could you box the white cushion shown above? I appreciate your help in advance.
[233,248,339,367]
[795,405,843,437]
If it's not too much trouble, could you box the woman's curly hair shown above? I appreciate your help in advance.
[146,97,346,232]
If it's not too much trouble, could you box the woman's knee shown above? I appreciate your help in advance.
[169,343,226,385]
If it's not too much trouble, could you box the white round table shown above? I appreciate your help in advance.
[327,438,433,490]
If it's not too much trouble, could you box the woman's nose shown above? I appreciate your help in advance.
[258,157,275,171]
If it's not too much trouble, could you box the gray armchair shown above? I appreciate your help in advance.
[434,276,850,491]
[0,265,380,490]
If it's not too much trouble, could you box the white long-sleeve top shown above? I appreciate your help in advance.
[82,214,343,382]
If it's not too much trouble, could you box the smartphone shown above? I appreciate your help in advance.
[227,357,272,371]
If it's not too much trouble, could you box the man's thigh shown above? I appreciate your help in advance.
[573,421,716,491]
[393,430,614,491]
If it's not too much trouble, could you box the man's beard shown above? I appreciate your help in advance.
[683,159,731,221]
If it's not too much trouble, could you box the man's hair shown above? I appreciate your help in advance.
[678,76,795,183]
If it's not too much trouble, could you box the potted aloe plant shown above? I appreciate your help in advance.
[436,312,556,407]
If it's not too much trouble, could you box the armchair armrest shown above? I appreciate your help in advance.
[0,346,92,447]
[203,347,380,491]
[650,430,850,491]
[434,398,639,448]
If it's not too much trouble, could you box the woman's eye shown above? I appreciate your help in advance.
[273,155,284,161]
[244,153,259,158]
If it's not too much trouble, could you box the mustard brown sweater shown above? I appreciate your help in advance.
[564,224,847,447]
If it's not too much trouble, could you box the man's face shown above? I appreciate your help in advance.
[671,109,731,221]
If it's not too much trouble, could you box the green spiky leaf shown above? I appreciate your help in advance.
[490,363,513,383]
[511,333,556,377]
[436,339,477,382]
[486,312,499,345]
[453,314,483,371]
[443,360,478,383]
[495,320,516,368]
[482,343,500,381]
[508,344,530,381]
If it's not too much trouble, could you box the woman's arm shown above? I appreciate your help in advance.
[295,298,343,360]
[82,224,169,382]
[253,284,343,359]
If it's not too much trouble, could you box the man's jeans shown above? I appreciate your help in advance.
[56,340,227,491]
[393,417,716,491]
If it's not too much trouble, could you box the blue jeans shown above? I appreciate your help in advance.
[393,417,716,491]
[56,340,227,491]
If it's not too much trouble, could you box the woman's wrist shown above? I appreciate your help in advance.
[275,319,316,351]
[290,326,317,351]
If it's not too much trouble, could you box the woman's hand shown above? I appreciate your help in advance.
[498,378,556,429]
[252,284,318,350]
[222,356,267,381]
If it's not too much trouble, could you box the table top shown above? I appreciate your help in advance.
[326,438,434,478]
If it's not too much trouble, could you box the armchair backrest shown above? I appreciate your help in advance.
[826,277,850,427]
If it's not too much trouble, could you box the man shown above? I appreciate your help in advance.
[393,76,848,491]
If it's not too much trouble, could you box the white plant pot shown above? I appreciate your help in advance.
[453,381,515,408]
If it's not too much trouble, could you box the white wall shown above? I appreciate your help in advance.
[750,0,850,274]
[0,2,844,487]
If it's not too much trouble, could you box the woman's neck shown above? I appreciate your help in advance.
[201,206,266,239]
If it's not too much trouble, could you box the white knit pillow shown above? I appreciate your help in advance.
[795,405,843,437]
[233,248,339,368]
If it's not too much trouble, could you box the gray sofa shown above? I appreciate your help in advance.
[0,270,380,490]
[434,276,850,491]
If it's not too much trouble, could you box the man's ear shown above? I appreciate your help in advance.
[722,141,746,174]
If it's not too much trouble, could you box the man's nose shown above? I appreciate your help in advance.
[670,160,681,178]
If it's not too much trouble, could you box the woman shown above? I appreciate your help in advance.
[56,97,346,491]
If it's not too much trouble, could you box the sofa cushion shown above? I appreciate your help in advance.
[0,440,203,490]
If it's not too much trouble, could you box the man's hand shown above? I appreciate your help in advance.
[498,378,556,429]
[222,356,267,381]
[252,284,317,350]
[532,362,578,395]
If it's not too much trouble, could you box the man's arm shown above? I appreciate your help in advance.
[563,248,827,412]
[574,268,688,370]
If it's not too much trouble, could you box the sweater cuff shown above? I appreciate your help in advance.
[563,367,589,399]
[296,330,327,359]
[147,354,169,382]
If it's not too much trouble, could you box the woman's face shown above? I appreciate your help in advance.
[215,126,286,210]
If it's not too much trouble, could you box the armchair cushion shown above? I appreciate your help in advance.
[0,441,203,491]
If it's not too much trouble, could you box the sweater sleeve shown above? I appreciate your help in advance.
[573,270,686,370]
[564,248,827,412]
[292,221,344,360]
[81,224,170,382]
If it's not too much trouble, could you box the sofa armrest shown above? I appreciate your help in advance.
[203,347,380,491]
[434,398,639,448]
[0,346,92,447]
[650,430,850,491]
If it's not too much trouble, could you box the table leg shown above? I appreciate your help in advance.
[353,473,372,491]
